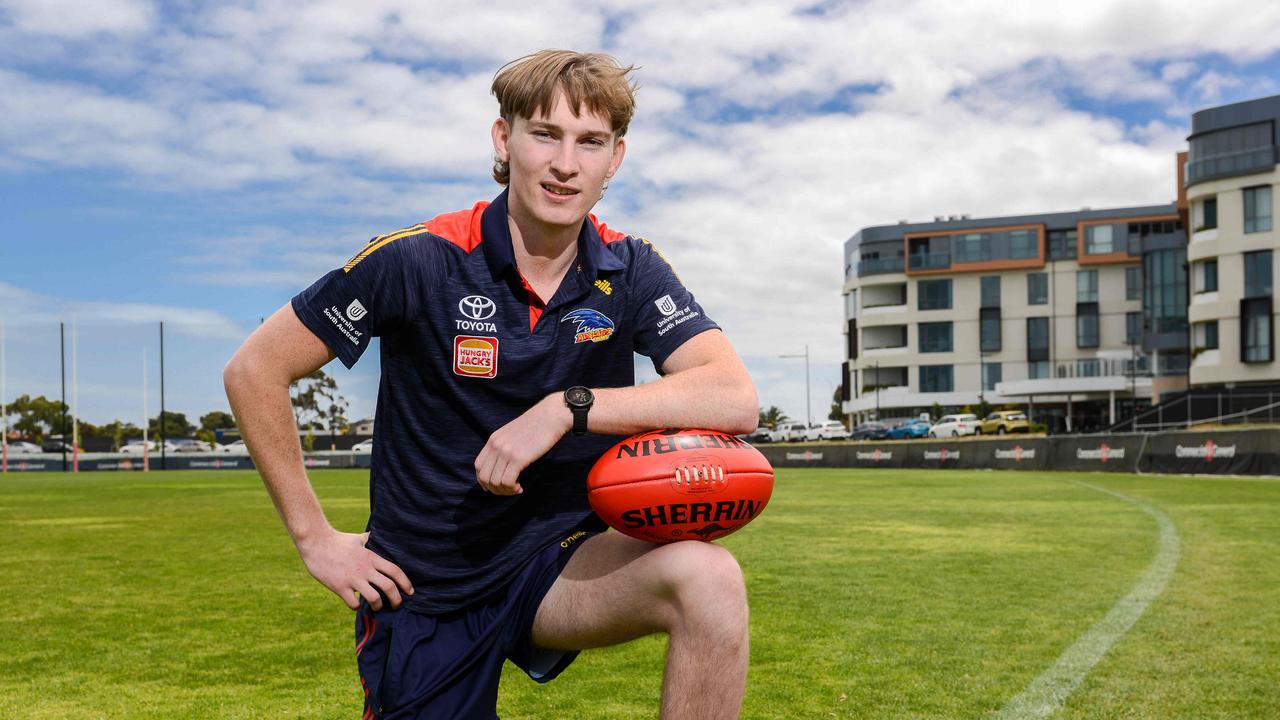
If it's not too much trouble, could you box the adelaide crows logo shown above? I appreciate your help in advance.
[562,308,616,343]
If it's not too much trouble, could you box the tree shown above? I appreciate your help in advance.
[828,384,845,423]
[3,395,69,442]
[200,411,237,433]
[149,412,195,439]
[758,406,789,429]
[197,410,238,446]
[291,369,349,450]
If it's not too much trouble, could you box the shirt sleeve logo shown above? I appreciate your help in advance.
[346,299,368,322]
[453,336,499,378]
[562,308,616,343]
[654,295,678,316]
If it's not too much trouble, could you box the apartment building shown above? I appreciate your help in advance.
[843,204,1186,432]
[839,92,1280,432]
[1184,94,1280,387]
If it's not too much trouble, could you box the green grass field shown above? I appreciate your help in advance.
[1,468,1276,719]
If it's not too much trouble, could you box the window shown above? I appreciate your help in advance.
[1201,260,1218,293]
[982,362,1002,391]
[919,365,954,393]
[1127,311,1142,345]
[1027,273,1048,305]
[847,319,857,359]
[1084,223,1123,255]
[1077,270,1098,302]
[1200,321,1219,350]
[954,233,984,263]
[1047,229,1077,260]
[980,308,1001,352]
[1076,304,1099,348]
[981,276,1000,307]
[1028,360,1050,379]
[1125,266,1141,301]
[1244,186,1273,233]
[1144,248,1189,335]
[845,291,857,319]
[919,322,954,352]
[1242,298,1273,363]
[1194,197,1218,230]
[918,279,952,310]
[1245,251,1273,298]
[1026,317,1049,362]
[1009,230,1037,259]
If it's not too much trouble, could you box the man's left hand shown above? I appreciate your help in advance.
[474,394,571,495]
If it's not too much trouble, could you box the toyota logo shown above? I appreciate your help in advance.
[458,295,496,320]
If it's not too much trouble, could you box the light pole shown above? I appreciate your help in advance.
[874,360,880,420]
[779,345,811,427]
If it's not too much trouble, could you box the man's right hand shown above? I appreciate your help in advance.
[296,528,414,611]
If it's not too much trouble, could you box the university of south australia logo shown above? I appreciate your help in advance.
[654,294,678,316]
[346,299,368,322]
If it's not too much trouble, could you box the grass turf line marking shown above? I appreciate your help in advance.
[995,480,1180,720]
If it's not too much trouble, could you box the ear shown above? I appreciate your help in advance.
[606,136,626,179]
[491,117,511,162]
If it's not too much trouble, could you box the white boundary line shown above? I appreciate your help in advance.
[995,480,1180,720]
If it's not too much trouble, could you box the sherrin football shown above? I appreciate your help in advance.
[587,428,775,544]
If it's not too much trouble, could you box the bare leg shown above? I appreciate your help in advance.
[532,532,749,720]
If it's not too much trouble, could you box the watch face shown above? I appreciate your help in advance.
[566,387,592,406]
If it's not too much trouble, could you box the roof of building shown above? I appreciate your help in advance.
[847,203,1178,249]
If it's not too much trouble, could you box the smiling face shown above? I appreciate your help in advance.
[492,89,626,237]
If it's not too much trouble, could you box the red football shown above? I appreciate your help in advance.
[587,428,775,544]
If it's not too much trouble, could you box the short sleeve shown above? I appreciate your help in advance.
[627,239,720,371]
[291,231,443,369]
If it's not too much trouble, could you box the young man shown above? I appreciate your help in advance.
[224,50,757,719]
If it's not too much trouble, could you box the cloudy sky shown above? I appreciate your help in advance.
[2,0,1280,429]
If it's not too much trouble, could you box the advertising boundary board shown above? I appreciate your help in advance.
[1139,429,1280,476]
[758,428,1280,476]
[0,453,373,473]
[4,430,1278,476]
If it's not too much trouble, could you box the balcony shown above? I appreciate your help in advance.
[857,257,905,277]
[1186,147,1277,187]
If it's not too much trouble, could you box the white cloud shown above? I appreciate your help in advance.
[0,0,154,37]
[5,0,1280,419]
[0,281,245,342]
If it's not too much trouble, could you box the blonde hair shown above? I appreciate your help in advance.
[491,49,637,185]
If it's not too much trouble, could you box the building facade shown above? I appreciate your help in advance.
[1184,95,1280,388]
[843,205,1184,432]
[842,93,1280,431]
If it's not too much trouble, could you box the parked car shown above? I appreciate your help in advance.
[929,414,980,438]
[352,439,374,453]
[769,422,809,443]
[4,441,42,454]
[744,426,773,443]
[885,419,932,440]
[42,439,72,453]
[850,421,889,440]
[170,439,212,453]
[120,440,155,454]
[980,410,1030,435]
[804,421,851,441]
[218,440,249,454]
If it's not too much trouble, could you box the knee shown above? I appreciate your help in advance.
[658,542,747,625]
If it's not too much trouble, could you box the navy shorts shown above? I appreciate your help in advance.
[355,529,597,719]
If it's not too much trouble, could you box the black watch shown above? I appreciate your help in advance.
[564,386,594,436]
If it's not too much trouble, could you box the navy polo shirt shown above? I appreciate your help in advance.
[291,190,719,613]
